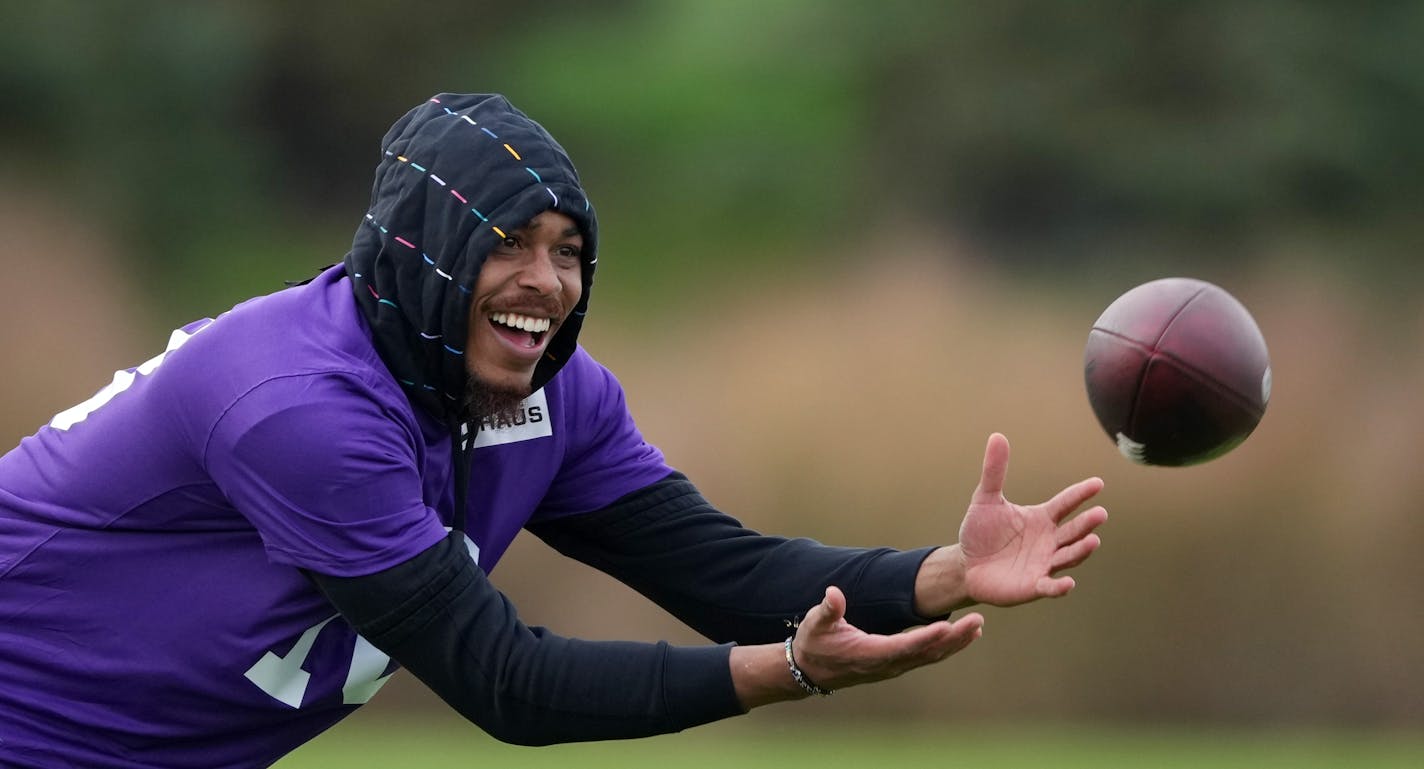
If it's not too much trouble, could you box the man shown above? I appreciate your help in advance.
[0,93,1107,767]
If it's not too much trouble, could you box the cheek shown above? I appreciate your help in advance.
[464,316,482,358]
[465,300,482,342]
[563,268,584,308]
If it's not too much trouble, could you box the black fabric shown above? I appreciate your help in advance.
[309,534,743,746]
[528,473,942,644]
[449,420,473,533]
[343,93,598,423]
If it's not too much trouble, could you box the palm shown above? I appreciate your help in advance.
[960,492,1060,605]
[958,434,1107,607]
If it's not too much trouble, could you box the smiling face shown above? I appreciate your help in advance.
[465,210,585,398]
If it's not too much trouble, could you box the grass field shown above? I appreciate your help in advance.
[277,715,1424,769]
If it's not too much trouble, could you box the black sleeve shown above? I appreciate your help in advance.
[307,533,744,746]
[525,472,943,645]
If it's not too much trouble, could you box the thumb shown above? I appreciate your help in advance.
[803,585,847,631]
[972,432,1011,503]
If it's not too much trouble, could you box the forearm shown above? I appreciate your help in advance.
[530,473,940,643]
[311,534,744,745]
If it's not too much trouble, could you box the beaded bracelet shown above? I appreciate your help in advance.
[783,635,833,697]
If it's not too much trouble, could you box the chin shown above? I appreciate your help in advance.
[465,369,535,422]
[468,364,533,392]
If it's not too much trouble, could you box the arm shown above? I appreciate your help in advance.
[532,433,1106,675]
[527,473,942,645]
[313,533,986,731]
[529,434,1107,641]
[309,533,742,746]
[315,433,1104,736]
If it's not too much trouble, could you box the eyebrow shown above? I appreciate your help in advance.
[516,219,582,239]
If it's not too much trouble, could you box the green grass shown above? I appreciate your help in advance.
[277,715,1424,769]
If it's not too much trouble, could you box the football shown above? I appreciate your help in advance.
[1083,277,1271,466]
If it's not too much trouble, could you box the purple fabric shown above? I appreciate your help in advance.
[0,267,671,767]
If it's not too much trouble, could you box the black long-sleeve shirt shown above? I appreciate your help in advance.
[310,472,938,745]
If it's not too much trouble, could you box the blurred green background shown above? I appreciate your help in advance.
[2,0,1421,765]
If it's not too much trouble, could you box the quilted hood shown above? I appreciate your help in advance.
[344,93,598,423]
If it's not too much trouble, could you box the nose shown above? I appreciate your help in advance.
[516,250,562,295]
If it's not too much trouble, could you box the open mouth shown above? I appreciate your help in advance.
[489,311,552,349]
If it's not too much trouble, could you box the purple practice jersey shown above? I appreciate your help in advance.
[0,266,673,767]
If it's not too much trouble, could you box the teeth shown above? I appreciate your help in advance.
[492,312,550,333]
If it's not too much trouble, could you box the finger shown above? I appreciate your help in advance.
[1055,505,1108,546]
[1035,574,1076,598]
[1051,533,1102,572]
[1044,476,1105,523]
[822,585,846,623]
[945,612,985,643]
[972,433,1011,503]
[883,613,984,665]
[825,614,986,687]
[917,613,985,663]
[801,585,847,632]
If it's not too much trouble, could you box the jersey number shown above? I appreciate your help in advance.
[53,321,462,710]
[49,322,398,709]
[245,536,480,708]
[244,617,395,708]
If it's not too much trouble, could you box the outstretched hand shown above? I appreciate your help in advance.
[730,586,985,709]
[956,432,1107,607]
[790,586,984,693]
[912,433,1108,616]
[733,434,1105,710]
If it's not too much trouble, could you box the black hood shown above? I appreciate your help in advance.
[344,93,598,423]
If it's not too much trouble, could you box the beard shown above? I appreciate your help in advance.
[463,374,530,426]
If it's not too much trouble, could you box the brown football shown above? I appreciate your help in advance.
[1083,277,1271,466]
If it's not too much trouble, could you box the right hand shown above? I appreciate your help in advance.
[790,586,984,692]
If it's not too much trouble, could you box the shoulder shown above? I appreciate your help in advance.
[171,271,403,407]
[538,345,638,438]
[532,344,670,518]
[190,269,384,374]
[548,346,626,403]
[138,271,423,456]
[555,345,608,377]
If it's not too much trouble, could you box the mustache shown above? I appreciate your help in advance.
[484,297,565,318]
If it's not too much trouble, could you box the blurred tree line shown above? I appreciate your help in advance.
[3,0,1420,323]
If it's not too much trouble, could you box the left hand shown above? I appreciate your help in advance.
[917,433,1108,614]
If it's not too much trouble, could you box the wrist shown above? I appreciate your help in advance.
[729,643,810,710]
[913,545,972,617]
[784,635,833,697]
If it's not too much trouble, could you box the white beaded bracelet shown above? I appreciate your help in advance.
[783,635,833,697]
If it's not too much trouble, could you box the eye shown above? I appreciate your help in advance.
[490,235,522,257]
[552,247,580,271]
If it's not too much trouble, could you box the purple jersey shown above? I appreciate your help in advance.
[0,266,672,767]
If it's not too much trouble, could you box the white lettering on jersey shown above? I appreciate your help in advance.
[471,389,551,448]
